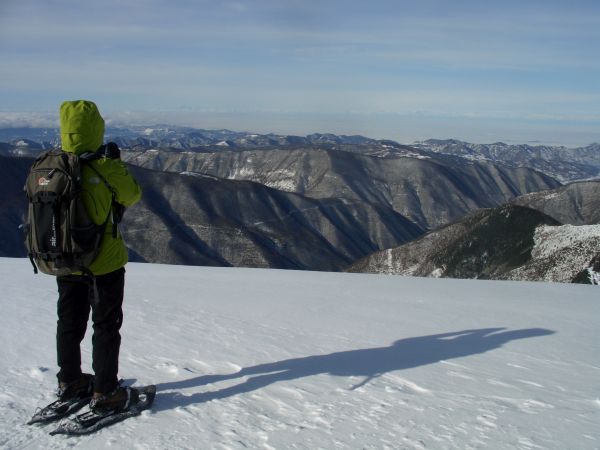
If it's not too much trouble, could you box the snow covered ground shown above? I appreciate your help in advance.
[1,258,599,449]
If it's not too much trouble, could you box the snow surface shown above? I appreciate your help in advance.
[1,258,599,449]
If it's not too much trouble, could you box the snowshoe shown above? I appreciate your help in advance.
[49,385,156,436]
[28,374,94,425]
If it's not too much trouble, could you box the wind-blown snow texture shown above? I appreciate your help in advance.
[1,258,599,449]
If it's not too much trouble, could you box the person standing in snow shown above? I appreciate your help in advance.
[53,100,142,412]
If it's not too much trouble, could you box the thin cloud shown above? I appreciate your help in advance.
[0,112,58,128]
[0,0,598,144]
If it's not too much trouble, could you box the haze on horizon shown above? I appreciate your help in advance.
[0,0,599,147]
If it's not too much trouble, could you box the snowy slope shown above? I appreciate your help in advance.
[1,258,599,449]
[505,224,600,283]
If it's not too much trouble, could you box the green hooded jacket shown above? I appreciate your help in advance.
[60,100,142,275]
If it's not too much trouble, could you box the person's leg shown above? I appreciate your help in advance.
[91,267,125,394]
[56,275,91,384]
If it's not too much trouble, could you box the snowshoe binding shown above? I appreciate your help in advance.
[28,374,94,425]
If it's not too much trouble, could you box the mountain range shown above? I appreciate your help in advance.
[121,146,559,230]
[1,126,598,280]
[1,155,422,270]
[1,126,599,182]
[121,164,422,270]
[413,139,600,182]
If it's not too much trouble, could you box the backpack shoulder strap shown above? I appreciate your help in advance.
[79,148,117,191]
[85,159,116,196]
[82,158,120,237]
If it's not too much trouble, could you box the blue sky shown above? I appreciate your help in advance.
[1,0,599,145]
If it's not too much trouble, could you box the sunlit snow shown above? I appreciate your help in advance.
[1,258,598,449]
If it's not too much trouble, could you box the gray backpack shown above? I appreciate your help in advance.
[23,149,112,277]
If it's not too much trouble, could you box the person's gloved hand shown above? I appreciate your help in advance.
[103,142,121,159]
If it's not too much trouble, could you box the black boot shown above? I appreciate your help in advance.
[57,373,94,401]
[89,386,139,413]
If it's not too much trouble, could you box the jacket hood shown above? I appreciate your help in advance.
[60,100,105,154]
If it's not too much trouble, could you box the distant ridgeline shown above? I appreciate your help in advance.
[2,127,599,182]
[1,127,598,282]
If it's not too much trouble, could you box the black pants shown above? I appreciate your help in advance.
[56,267,125,394]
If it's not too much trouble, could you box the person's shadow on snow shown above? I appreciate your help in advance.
[154,327,554,412]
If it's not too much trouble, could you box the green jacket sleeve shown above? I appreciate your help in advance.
[82,157,142,275]
[94,158,142,207]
